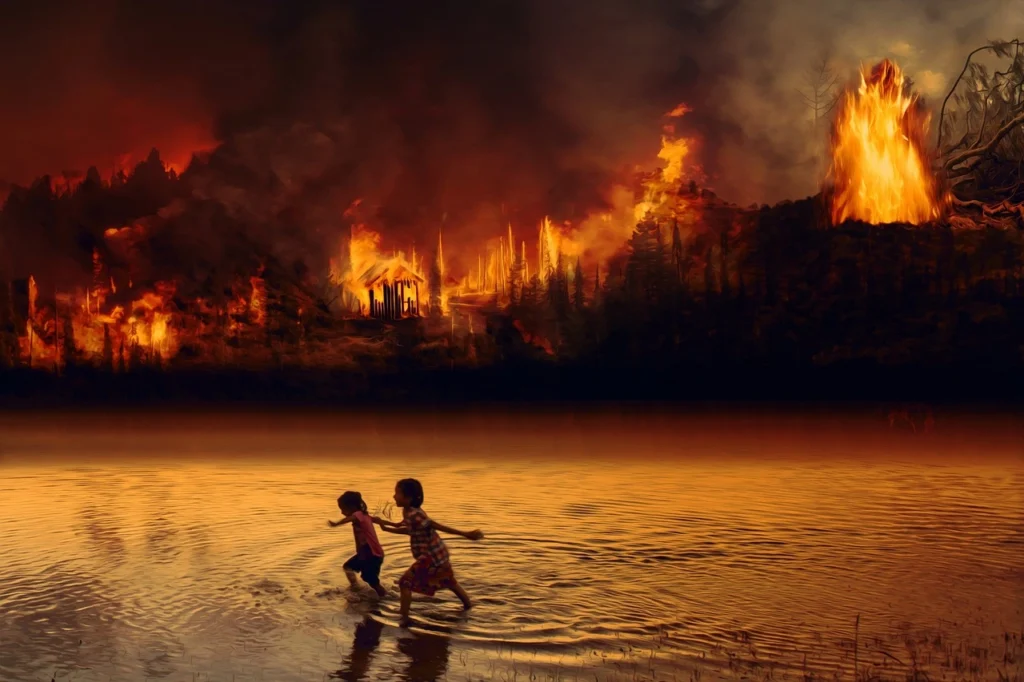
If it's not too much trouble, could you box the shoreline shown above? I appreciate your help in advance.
[2,362,1023,410]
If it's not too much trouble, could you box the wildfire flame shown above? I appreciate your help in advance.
[14,101,705,371]
[829,59,944,225]
[633,103,693,223]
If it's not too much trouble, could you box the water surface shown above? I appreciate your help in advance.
[0,411,1021,682]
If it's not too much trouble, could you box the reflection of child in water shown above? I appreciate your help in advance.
[373,478,484,627]
[327,491,387,598]
[330,615,452,682]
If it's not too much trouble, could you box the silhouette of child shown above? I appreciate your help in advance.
[327,491,387,597]
[373,478,483,627]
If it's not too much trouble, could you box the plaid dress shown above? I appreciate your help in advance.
[399,507,455,595]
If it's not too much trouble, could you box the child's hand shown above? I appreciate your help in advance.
[327,520,338,528]
[466,529,484,541]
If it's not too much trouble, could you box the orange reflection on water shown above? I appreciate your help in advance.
[0,411,1021,682]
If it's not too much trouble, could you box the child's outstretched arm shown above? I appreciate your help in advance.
[326,514,356,528]
[378,524,410,535]
[371,516,402,529]
[431,520,484,540]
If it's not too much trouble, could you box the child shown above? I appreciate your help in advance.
[373,478,484,626]
[327,491,387,598]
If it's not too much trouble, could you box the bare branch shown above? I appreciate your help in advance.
[941,131,971,157]
[938,40,1022,150]
[944,109,1024,169]
[796,89,817,108]
[973,94,991,149]
[823,91,841,115]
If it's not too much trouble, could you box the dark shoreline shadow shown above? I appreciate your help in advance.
[330,615,452,682]
[397,628,452,682]
[330,616,385,682]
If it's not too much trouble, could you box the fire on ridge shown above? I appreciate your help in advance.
[828,59,947,226]
[9,104,702,371]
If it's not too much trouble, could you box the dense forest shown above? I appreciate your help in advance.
[0,158,1021,407]
[2,35,1023,406]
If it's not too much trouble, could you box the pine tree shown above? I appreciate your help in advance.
[671,220,685,285]
[0,279,13,368]
[522,275,540,309]
[61,314,77,369]
[719,223,731,297]
[102,324,114,370]
[428,251,443,317]
[508,250,524,306]
[626,218,669,306]
[573,258,585,311]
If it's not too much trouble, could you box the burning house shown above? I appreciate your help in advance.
[359,255,425,320]
[2,47,1021,380]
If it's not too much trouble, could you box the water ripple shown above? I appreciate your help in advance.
[0,439,1020,682]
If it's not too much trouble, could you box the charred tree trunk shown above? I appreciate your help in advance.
[0,279,13,369]
[369,289,376,319]
[719,228,731,298]
[101,324,113,371]
[59,312,76,371]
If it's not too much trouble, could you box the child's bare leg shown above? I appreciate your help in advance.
[370,582,387,598]
[344,569,359,588]
[448,577,472,610]
[399,586,413,626]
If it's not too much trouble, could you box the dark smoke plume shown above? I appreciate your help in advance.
[0,0,1018,282]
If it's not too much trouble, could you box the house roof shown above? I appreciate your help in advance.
[358,256,426,288]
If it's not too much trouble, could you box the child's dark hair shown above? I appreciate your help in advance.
[338,491,368,514]
[396,478,424,507]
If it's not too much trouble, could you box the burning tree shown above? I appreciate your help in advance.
[428,248,443,317]
[828,59,946,226]
[938,39,1024,228]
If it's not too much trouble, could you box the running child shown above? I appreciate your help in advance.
[327,491,387,597]
[373,478,484,626]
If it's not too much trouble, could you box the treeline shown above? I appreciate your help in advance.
[492,192,1024,373]
[0,150,184,286]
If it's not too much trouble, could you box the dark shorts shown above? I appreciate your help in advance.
[344,552,384,587]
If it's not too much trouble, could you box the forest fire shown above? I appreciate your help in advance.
[321,103,700,324]
[829,59,945,225]
[3,100,707,372]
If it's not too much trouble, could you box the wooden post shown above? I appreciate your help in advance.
[369,289,375,318]
[415,282,420,316]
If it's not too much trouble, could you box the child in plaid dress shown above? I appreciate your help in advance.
[373,478,484,626]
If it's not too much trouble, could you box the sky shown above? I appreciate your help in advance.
[0,0,1020,225]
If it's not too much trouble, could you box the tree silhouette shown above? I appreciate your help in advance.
[428,251,443,317]
[572,258,585,311]
[798,47,842,177]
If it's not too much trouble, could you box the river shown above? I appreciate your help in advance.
[0,410,1021,682]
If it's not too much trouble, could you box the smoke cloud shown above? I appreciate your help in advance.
[1,0,1020,269]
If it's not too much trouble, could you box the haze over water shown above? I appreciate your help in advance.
[0,410,1021,682]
